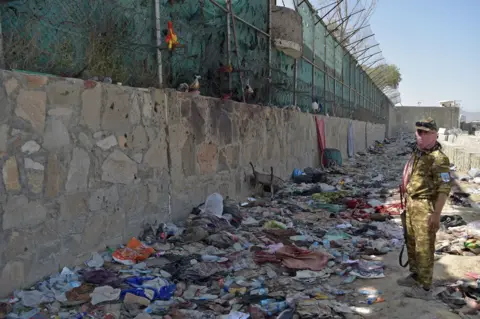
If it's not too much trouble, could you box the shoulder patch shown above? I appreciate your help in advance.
[440,172,451,182]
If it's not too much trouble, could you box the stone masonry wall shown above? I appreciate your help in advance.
[0,70,385,296]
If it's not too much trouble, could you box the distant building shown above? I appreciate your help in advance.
[438,100,460,108]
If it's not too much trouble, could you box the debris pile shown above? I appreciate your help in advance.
[1,136,479,318]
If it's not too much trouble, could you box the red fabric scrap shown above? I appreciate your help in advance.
[375,203,402,215]
[254,245,329,271]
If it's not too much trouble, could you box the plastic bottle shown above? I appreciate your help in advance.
[201,255,222,262]
[250,288,269,295]
[322,239,331,249]
[223,278,234,292]
[260,300,288,315]
[205,193,224,217]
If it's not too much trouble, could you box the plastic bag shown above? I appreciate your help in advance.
[204,193,224,217]
[467,221,480,239]
[263,220,288,230]
[112,238,155,265]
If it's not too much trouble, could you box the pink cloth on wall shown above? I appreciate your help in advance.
[315,116,326,166]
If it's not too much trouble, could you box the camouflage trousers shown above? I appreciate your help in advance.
[406,197,436,287]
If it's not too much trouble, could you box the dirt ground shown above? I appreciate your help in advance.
[341,200,480,319]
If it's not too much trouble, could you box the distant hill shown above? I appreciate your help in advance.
[463,111,480,122]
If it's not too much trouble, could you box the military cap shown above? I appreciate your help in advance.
[416,117,438,132]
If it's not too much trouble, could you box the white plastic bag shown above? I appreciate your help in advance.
[204,193,224,217]
[466,221,480,239]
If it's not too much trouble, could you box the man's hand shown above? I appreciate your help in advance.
[428,213,441,232]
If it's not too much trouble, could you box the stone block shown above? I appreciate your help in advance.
[142,91,155,125]
[3,156,21,192]
[180,98,191,118]
[4,230,34,260]
[48,107,73,119]
[46,79,82,106]
[181,135,196,176]
[224,144,240,170]
[96,135,118,151]
[118,135,127,149]
[65,147,90,192]
[15,90,47,133]
[78,132,93,150]
[21,140,41,154]
[197,143,218,175]
[102,88,131,133]
[189,100,206,145]
[43,118,71,150]
[101,150,137,184]
[0,261,25,298]
[82,213,106,250]
[105,209,126,239]
[36,240,61,261]
[148,184,158,204]
[24,158,44,171]
[130,126,148,150]
[27,170,44,194]
[59,192,89,220]
[3,195,47,230]
[45,153,65,198]
[25,74,48,88]
[88,185,119,213]
[4,77,18,96]
[133,153,143,164]
[119,184,148,217]
[81,84,102,131]
[144,137,168,169]
[0,124,8,153]
[210,103,233,145]
[129,91,142,125]
[148,89,167,126]
[61,234,82,256]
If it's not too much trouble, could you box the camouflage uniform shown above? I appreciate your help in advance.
[405,119,452,288]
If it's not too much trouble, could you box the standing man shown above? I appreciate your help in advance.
[397,117,452,299]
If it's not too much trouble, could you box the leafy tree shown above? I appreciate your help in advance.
[366,64,402,89]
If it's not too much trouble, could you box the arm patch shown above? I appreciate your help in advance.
[440,172,451,182]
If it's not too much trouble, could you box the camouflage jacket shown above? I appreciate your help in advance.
[406,144,452,200]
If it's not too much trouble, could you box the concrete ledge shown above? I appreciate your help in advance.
[441,142,480,171]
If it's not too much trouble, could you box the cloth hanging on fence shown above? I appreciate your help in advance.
[347,121,354,158]
[315,116,327,167]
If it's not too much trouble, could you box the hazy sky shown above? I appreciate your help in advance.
[363,0,480,111]
[277,0,480,111]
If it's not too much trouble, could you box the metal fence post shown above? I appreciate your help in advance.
[268,0,272,105]
[226,4,232,90]
[293,59,297,106]
[154,0,163,87]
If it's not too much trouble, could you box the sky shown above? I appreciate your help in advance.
[369,0,480,111]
